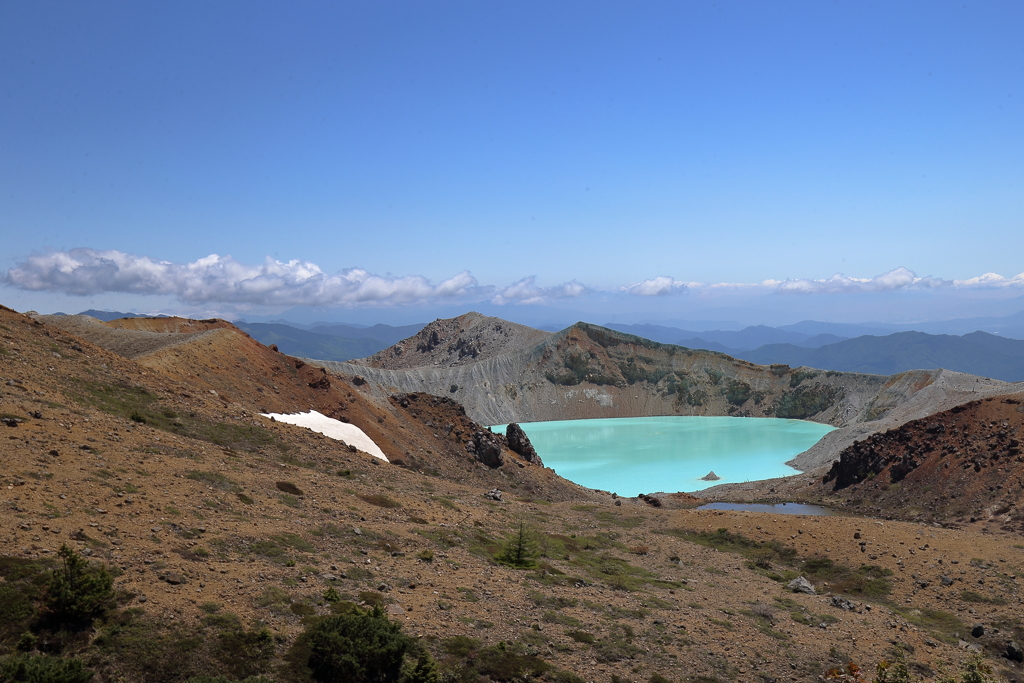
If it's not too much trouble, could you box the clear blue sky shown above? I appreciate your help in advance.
[2,1,1022,325]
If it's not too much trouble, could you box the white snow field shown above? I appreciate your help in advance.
[260,410,389,462]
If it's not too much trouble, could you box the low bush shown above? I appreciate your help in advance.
[0,653,93,683]
[305,607,412,683]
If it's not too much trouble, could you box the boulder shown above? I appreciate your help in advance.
[972,623,985,638]
[830,596,857,611]
[787,576,816,595]
[1007,641,1024,663]
[484,488,503,502]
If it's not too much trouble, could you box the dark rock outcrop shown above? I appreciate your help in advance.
[506,422,542,466]
[467,430,504,468]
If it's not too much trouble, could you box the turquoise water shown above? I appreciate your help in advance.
[493,416,834,496]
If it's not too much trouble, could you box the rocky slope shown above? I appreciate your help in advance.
[814,391,1024,528]
[352,312,551,370]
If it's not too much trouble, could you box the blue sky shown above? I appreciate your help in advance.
[2,1,1022,327]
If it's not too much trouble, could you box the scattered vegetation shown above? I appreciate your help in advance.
[723,379,752,406]
[68,379,287,452]
[774,385,842,419]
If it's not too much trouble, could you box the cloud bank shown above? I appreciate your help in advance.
[5,251,1024,311]
[4,249,482,307]
[772,267,951,294]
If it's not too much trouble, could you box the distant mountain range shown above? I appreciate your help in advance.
[736,331,1024,382]
[604,321,1024,382]
[606,310,1024,350]
[71,309,1024,380]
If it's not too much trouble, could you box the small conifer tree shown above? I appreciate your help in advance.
[44,545,115,625]
[497,520,537,568]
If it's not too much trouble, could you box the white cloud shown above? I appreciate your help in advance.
[622,276,688,296]
[4,249,482,307]
[773,267,951,294]
[491,277,589,305]
[953,272,1024,288]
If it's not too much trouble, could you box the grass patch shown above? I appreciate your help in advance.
[543,611,583,627]
[894,606,965,643]
[661,527,797,568]
[186,471,240,492]
[960,590,1007,605]
[566,630,595,644]
[800,560,893,599]
[357,493,401,508]
[250,533,314,563]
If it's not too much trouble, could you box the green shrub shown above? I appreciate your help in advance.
[44,545,114,625]
[473,642,551,682]
[442,635,482,658]
[723,379,752,406]
[0,653,93,683]
[306,607,412,683]
[874,652,913,683]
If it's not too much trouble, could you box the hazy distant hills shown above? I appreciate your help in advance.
[234,321,425,362]
[604,322,855,349]
[738,331,1024,382]
[604,318,1024,382]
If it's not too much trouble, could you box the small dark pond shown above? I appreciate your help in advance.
[696,502,838,516]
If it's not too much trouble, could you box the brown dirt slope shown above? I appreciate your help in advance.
[32,312,562,493]
[5,304,1024,681]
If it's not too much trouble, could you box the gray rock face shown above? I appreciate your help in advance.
[787,576,816,595]
[506,422,542,466]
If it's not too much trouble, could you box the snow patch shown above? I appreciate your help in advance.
[260,410,389,462]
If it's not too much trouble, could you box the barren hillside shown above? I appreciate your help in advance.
[6,305,1024,682]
